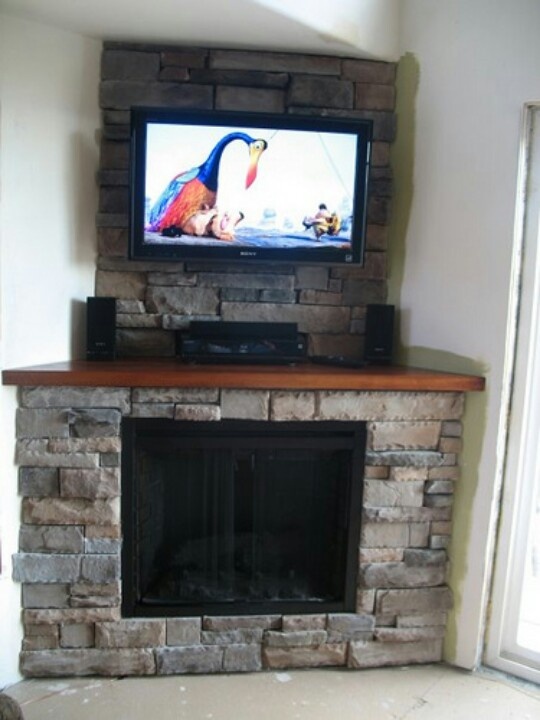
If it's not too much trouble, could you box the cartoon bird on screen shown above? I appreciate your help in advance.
[146,132,268,239]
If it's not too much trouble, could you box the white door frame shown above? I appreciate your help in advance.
[485,102,540,684]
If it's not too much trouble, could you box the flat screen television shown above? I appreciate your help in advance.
[129,107,372,265]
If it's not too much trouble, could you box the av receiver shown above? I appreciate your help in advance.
[177,321,307,364]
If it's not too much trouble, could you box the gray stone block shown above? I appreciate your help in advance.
[374,625,445,643]
[84,538,122,554]
[70,583,121,609]
[288,77,353,109]
[23,607,121,625]
[99,80,213,110]
[60,623,95,648]
[146,286,219,315]
[81,555,120,583]
[264,630,327,647]
[16,409,70,439]
[262,643,346,669]
[282,615,326,632]
[355,83,396,111]
[360,562,446,589]
[174,405,221,421]
[147,272,197,286]
[295,266,329,290]
[361,522,411,548]
[342,59,396,84]
[49,438,121,454]
[369,421,441,451]
[19,467,59,497]
[424,494,454,508]
[95,270,146,300]
[167,618,201,646]
[68,409,121,438]
[23,497,120,526]
[60,468,120,499]
[162,49,207,68]
[366,450,446,468]
[397,612,448,628]
[191,68,288,88]
[16,440,100,469]
[363,507,450,523]
[100,453,120,467]
[99,186,129,213]
[221,288,259,302]
[19,525,84,554]
[216,84,286,112]
[101,50,160,81]
[441,420,462,437]
[376,587,453,615]
[221,390,270,420]
[221,301,351,334]
[318,392,463,422]
[203,615,281,631]
[22,584,70,609]
[202,629,264,645]
[298,289,342,305]
[131,403,175,418]
[198,272,294,291]
[132,387,219,403]
[156,646,223,674]
[327,614,376,634]
[23,635,59,651]
[259,289,296,303]
[13,554,81,583]
[425,480,454,494]
[96,620,165,648]
[21,387,131,413]
[428,466,460,481]
[363,480,424,508]
[355,590,376,614]
[20,649,155,676]
[348,639,443,668]
[270,392,316,421]
[342,279,387,306]
[210,50,341,75]
[223,644,262,672]
[403,549,447,566]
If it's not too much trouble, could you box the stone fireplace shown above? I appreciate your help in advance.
[2,43,484,677]
[5,369,478,677]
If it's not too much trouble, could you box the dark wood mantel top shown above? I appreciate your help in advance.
[2,358,485,392]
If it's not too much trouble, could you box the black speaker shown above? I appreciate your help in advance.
[364,304,395,364]
[86,297,116,360]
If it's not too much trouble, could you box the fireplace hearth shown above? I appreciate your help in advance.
[2,360,484,677]
[122,420,366,617]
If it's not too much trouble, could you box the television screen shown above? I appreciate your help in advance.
[129,108,372,265]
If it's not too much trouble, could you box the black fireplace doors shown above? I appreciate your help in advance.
[121,419,365,617]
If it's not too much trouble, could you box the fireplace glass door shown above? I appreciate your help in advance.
[122,420,365,617]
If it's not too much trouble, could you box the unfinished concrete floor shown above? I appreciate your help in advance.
[4,663,540,720]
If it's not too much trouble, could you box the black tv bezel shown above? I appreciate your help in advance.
[129,107,372,266]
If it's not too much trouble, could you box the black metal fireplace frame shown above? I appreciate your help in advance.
[121,419,366,618]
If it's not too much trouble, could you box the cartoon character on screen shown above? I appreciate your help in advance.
[146,133,267,240]
[303,203,341,240]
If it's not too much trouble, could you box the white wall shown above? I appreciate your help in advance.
[397,0,540,668]
[254,0,400,60]
[0,14,100,687]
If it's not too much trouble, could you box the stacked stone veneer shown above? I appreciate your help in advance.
[96,43,395,359]
[13,385,463,677]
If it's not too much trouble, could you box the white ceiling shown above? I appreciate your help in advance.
[0,0,400,60]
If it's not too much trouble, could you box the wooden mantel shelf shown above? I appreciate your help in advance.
[2,358,485,392]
